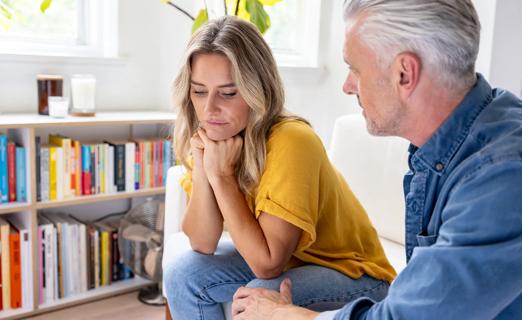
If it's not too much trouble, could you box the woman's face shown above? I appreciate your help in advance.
[190,53,250,141]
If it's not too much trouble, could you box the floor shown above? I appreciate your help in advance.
[27,292,165,320]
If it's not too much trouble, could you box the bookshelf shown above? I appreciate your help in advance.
[0,111,176,320]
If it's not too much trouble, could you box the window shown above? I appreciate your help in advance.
[0,0,118,58]
[264,0,322,68]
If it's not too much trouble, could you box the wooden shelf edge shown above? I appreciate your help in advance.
[36,187,166,209]
[1,277,154,320]
[0,202,32,215]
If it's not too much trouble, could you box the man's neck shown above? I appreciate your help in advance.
[404,78,472,147]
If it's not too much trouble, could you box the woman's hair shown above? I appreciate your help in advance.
[173,16,307,197]
[344,0,480,92]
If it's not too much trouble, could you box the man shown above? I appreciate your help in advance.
[231,0,522,319]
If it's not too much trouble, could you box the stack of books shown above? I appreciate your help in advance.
[37,213,134,304]
[0,215,32,311]
[36,135,174,201]
[0,135,27,204]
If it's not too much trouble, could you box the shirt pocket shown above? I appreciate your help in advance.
[416,233,438,247]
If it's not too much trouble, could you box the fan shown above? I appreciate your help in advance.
[119,197,166,305]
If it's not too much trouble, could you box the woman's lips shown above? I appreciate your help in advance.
[205,120,228,126]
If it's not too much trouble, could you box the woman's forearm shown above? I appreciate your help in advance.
[181,172,223,254]
[209,176,291,278]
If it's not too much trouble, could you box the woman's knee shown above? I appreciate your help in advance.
[164,249,214,297]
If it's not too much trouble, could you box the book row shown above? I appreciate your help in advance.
[0,135,27,204]
[35,135,174,202]
[37,212,134,304]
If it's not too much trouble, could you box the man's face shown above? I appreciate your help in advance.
[342,23,407,136]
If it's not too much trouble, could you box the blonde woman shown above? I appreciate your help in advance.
[163,16,395,320]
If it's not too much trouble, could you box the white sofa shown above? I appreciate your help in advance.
[162,113,410,318]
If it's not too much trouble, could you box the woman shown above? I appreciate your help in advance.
[164,16,395,320]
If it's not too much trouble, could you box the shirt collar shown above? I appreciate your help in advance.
[408,73,493,174]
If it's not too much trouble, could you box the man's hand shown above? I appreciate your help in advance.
[232,278,293,320]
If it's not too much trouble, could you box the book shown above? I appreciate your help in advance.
[40,146,50,201]
[35,136,41,202]
[9,215,32,310]
[0,135,8,203]
[81,144,91,195]
[15,147,26,202]
[73,140,82,197]
[0,217,11,310]
[104,141,126,192]
[8,221,21,309]
[49,134,72,199]
[48,146,58,201]
[125,142,135,192]
[7,141,16,202]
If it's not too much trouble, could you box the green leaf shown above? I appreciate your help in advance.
[0,1,13,20]
[245,0,270,34]
[40,0,52,13]
[259,0,281,6]
[192,9,208,33]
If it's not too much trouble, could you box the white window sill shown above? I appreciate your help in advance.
[0,52,127,66]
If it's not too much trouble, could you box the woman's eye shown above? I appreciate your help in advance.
[192,91,207,96]
[221,92,237,97]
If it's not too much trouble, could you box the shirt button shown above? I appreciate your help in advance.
[435,162,444,171]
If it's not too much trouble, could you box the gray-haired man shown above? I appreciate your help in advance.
[231,0,522,319]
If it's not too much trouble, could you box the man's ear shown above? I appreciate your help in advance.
[394,52,421,99]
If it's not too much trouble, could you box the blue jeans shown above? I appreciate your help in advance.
[164,241,389,320]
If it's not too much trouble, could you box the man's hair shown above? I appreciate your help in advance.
[344,0,481,91]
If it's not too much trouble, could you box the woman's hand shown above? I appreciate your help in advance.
[190,131,207,181]
[197,128,243,183]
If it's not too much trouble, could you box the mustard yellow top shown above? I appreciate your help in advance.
[181,120,396,283]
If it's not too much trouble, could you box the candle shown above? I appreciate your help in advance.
[71,74,96,113]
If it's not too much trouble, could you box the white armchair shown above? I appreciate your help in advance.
[162,113,410,319]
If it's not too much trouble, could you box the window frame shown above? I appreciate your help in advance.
[267,0,322,69]
[0,0,118,58]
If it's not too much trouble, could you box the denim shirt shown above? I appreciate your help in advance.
[318,74,522,320]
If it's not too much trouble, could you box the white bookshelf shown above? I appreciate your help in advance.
[0,111,175,319]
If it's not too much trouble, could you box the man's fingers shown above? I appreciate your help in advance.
[280,278,293,303]
[231,297,247,316]
[233,286,256,300]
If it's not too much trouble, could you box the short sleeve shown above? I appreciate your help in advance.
[255,121,327,252]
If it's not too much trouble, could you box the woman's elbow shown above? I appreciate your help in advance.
[188,239,217,255]
[251,263,285,280]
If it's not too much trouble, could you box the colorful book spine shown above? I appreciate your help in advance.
[49,147,57,201]
[164,139,172,186]
[9,224,21,309]
[15,147,26,202]
[35,136,41,201]
[0,135,7,203]
[7,142,16,202]
[81,145,91,195]
[40,147,50,201]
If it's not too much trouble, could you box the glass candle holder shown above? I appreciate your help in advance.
[37,74,63,115]
[71,74,96,116]
[48,96,69,118]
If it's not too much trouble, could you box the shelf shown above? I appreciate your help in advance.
[36,187,166,209]
[0,277,154,320]
[0,111,176,128]
[0,202,32,215]
[0,307,33,320]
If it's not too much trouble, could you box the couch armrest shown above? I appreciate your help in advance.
[164,165,187,237]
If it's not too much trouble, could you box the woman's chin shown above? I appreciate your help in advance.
[206,131,234,141]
